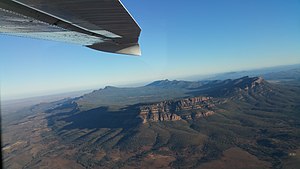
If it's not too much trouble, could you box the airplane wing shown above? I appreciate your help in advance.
[0,0,141,55]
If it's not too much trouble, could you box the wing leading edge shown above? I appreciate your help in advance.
[0,0,141,55]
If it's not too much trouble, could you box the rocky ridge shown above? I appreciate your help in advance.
[139,96,215,123]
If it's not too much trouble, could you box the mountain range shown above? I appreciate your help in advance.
[2,75,300,169]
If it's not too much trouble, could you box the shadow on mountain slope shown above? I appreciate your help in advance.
[47,104,142,131]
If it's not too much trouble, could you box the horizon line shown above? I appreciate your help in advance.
[2,63,299,101]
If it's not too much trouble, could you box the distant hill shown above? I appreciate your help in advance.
[189,64,300,81]
[146,79,204,88]
[189,76,275,97]
[76,76,279,111]
[263,67,300,81]
[1,89,92,115]
[76,81,199,110]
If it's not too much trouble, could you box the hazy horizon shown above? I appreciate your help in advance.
[2,63,299,101]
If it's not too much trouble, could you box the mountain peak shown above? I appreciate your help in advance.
[254,76,264,84]
[146,79,172,87]
[103,86,117,90]
[232,76,265,88]
[146,79,203,89]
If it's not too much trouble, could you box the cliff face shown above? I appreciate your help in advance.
[139,97,214,123]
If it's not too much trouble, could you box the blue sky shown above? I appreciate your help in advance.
[1,0,300,100]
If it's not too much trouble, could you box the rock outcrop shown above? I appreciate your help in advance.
[139,96,214,123]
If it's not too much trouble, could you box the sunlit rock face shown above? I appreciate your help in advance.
[139,96,215,123]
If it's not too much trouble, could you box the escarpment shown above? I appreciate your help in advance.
[139,96,215,123]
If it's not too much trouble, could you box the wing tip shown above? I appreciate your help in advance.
[87,43,141,56]
[116,44,141,56]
